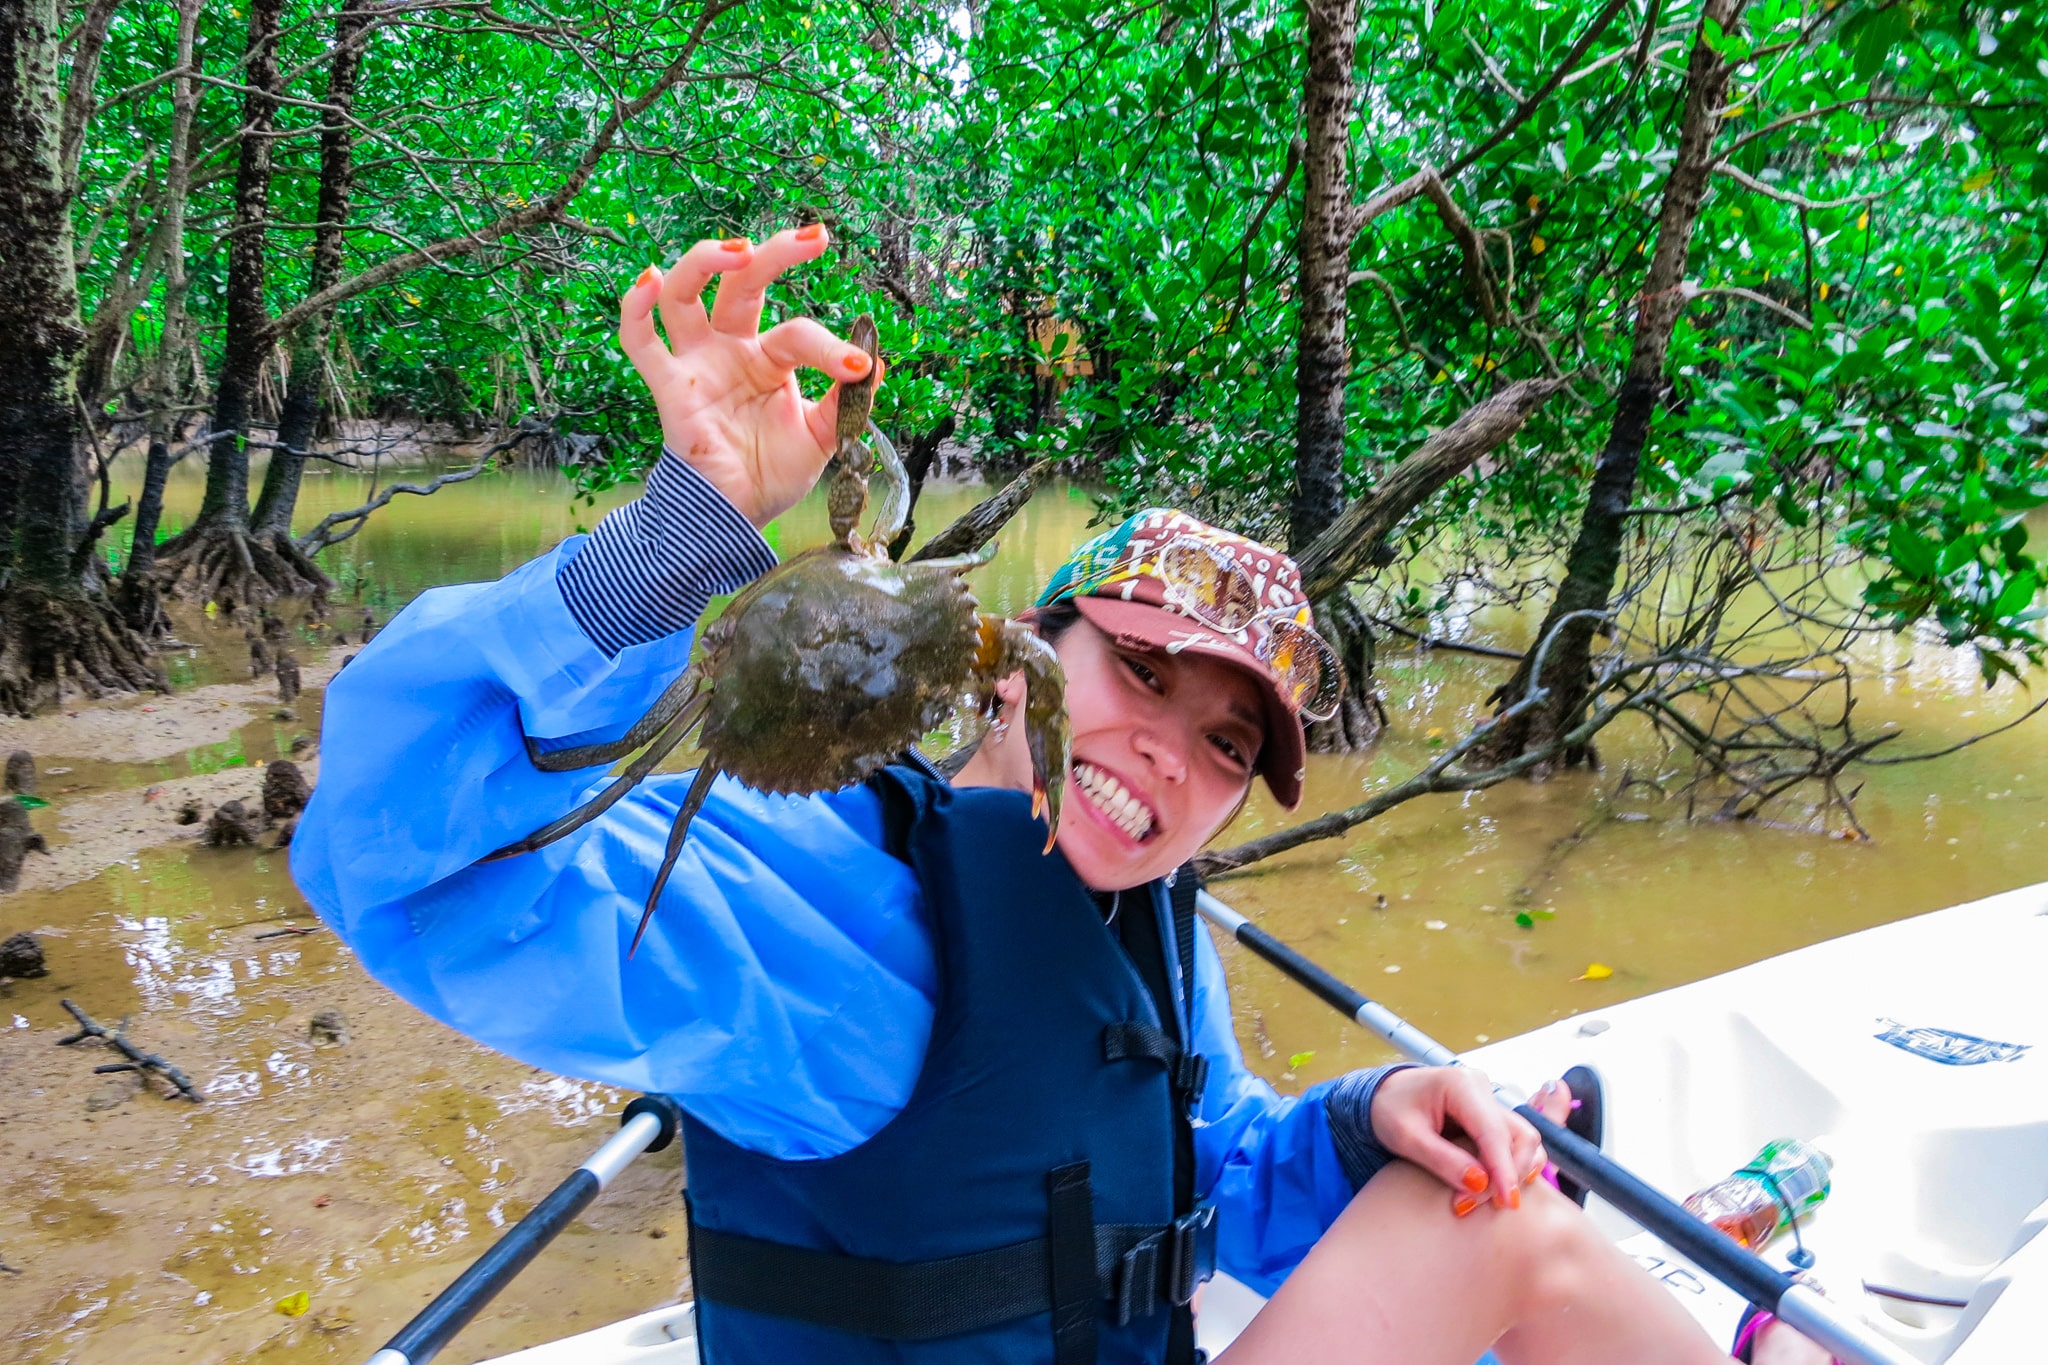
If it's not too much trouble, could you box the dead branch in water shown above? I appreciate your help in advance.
[295,426,539,554]
[57,999,203,1102]
[908,459,1052,564]
[1204,508,2044,876]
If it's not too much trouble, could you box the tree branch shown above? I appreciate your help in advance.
[908,460,1051,563]
[1296,377,1566,600]
[259,0,746,343]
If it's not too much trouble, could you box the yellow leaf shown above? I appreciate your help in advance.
[1575,963,1614,981]
[1724,103,1746,118]
[1893,264,1905,276]
[1856,211,1869,231]
[1730,207,1743,218]
[1432,368,1447,384]
[1819,282,1830,300]
[404,293,421,306]
[812,155,827,165]
[203,601,219,617]
[276,1291,311,1317]
[625,211,637,226]
[1526,195,1541,211]
[1531,235,1548,255]
[1962,170,1994,192]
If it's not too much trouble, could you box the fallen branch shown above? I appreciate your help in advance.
[908,460,1051,563]
[57,998,203,1102]
[1296,377,1566,600]
[1369,613,1525,660]
[295,427,538,553]
[253,923,327,940]
[1198,609,1631,875]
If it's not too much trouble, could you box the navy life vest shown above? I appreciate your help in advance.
[681,761,1214,1364]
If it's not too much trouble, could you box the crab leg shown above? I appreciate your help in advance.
[526,666,704,773]
[631,761,721,958]
[826,314,881,548]
[864,419,911,550]
[482,685,709,862]
[975,615,1070,852]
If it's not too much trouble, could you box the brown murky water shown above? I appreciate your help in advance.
[2,459,2042,1362]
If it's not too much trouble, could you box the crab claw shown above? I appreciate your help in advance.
[980,616,1069,853]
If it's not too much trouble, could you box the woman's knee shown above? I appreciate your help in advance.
[1489,1181,1612,1318]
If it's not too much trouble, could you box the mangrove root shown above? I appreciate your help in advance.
[0,931,48,979]
[275,651,301,704]
[0,585,166,717]
[4,750,35,794]
[57,998,203,1102]
[0,804,51,894]
[204,799,265,847]
[263,760,311,822]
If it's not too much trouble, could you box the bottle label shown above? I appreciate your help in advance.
[1738,1139,1831,1230]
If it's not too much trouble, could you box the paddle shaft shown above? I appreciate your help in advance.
[366,1097,680,1365]
[1194,891,1916,1365]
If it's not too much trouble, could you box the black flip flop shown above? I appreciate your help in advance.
[1554,1064,1604,1207]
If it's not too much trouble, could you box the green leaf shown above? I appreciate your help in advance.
[1889,523,1939,580]
[1288,1051,1316,1070]
[14,794,49,810]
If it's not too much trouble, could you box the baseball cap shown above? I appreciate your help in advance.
[1034,508,1340,810]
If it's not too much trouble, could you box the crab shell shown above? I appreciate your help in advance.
[697,546,986,794]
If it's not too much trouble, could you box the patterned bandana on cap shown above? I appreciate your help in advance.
[1034,508,1340,810]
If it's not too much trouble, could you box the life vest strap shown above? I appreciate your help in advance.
[1103,1021,1212,1104]
[687,1200,1217,1342]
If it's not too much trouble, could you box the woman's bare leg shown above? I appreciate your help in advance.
[1217,1161,1730,1365]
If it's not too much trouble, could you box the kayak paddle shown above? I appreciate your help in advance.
[1194,889,1915,1365]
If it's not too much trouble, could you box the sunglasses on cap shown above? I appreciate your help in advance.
[1056,535,1345,722]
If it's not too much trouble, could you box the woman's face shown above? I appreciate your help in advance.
[1044,614,1265,891]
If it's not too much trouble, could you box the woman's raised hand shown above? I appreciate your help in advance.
[617,225,880,528]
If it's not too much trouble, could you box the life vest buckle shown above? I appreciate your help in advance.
[1113,1202,1219,1325]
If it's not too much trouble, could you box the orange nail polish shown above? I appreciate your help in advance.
[1504,1185,1522,1211]
[843,352,871,375]
[796,223,826,241]
[1462,1166,1489,1194]
[721,238,748,251]
[1453,1195,1479,1217]
[634,265,658,289]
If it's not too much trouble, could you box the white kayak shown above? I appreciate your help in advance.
[481,881,2048,1365]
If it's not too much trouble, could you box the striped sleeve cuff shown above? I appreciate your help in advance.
[1324,1063,1418,1190]
[556,450,779,657]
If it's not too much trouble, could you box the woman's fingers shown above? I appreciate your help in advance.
[709,224,831,337]
[618,265,669,384]
[760,316,877,384]
[1443,1079,1526,1210]
[659,237,750,349]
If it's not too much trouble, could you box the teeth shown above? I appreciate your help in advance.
[1075,762,1154,841]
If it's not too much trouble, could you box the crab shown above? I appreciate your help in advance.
[483,315,1069,954]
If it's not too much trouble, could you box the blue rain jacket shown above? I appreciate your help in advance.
[292,536,1363,1295]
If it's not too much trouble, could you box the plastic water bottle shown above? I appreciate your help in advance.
[1682,1138,1833,1251]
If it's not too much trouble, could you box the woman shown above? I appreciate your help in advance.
[295,225,1829,1364]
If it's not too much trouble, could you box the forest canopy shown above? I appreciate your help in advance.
[4,0,2045,820]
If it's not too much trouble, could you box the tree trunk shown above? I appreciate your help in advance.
[0,0,160,714]
[115,0,202,637]
[252,0,370,554]
[158,0,310,609]
[1289,0,1358,551]
[1292,0,1368,749]
[1474,0,1747,771]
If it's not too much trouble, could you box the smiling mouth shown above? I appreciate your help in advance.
[1074,761,1156,843]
